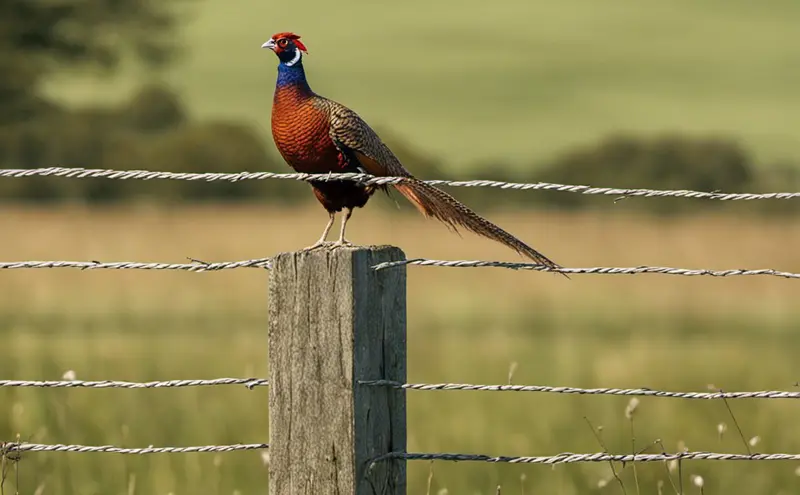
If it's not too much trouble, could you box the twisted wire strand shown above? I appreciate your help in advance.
[372,259,800,279]
[3,256,798,279]
[0,258,271,271]
[1,167,797,201]
[360,380,800,399]
[0,378,268,389]
[3,378,794,399]
[1,443,268,455]
[371,451,800,466]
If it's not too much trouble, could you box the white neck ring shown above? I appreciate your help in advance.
[285,49,302,67]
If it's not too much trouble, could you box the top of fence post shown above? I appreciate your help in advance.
[268,245,407,495]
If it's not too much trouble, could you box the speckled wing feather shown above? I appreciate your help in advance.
[324,99,411,177]
[321,98,563,271]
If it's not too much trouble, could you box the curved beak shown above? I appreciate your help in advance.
[261,39,276,51]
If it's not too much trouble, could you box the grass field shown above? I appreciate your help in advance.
[44,0,800,171]
[1,203,799,494]
[11,1,800,492]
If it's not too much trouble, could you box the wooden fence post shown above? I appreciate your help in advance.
[268,245,407,495]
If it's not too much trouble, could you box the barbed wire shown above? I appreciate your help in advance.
[373,258,800,278]
[1,167,797,201]
[360,380,800,399]
[370,450,800,466]
[0,378,268,389]
[3,256,799,279]
[373,259,800,279]
[2,442,796,467]
[0,258,271,271]
[1,442,268,456]
[4,377,795,399]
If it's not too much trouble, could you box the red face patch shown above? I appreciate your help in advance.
[271,32,308,53]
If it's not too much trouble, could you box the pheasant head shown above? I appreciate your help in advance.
[262,32,308,67]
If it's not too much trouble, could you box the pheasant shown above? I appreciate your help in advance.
[262,32,562,270]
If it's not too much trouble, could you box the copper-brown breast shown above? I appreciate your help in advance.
[271,89,343,174]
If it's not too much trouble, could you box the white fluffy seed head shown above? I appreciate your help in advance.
[625,398,640,419]
[667,459,678,473]
[597,479,608,488]
[749,436,761,447]
[691,475,704,487]
[507,361,518,384]
[62,369,77,380]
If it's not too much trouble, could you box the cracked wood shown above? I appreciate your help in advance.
[268,246,407,494]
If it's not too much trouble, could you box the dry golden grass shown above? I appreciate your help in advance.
[1,203,798,318]
[2,203,800,494]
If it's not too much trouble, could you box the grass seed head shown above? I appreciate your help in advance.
[668,459,678,473]
[717,422,727,440]
[625,398,640,419]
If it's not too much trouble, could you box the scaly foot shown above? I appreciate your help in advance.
[330,239,355,248]
[300,241,337,252]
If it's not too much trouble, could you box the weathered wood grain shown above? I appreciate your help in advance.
[268,245,407,495]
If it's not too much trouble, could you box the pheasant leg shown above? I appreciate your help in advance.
[332,208,354,247]
[303,212,336,250]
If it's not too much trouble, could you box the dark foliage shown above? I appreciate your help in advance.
[525,134,798,215]
[0,0,193,124]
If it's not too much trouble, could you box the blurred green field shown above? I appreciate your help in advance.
[44,0,800,171]
[10,3,800,491]
[1,204,800,494]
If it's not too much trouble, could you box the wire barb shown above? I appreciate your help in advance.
[359,380,800,399]
[1,167,798,201]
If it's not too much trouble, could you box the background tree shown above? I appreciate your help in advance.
[0,0,192,123]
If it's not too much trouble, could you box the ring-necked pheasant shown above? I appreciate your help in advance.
[262,32,562,270]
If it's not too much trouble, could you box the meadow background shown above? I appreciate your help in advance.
[1,1,800,494]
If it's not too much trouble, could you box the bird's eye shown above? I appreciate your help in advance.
[277,39,289,47]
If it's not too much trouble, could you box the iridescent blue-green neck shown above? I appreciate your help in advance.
[276,61,312,93]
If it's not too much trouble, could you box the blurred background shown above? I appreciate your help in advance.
[1,0,799,493]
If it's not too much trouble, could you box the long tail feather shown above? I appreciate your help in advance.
[393,179,565,274]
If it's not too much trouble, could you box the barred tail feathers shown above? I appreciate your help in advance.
[393,179,563,272]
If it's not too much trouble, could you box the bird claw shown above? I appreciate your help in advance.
[300,241,336,252]
[299,240,355,252]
